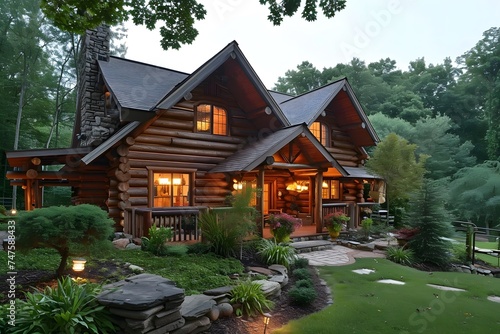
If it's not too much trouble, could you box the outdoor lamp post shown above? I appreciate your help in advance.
[72,258,87,272]
[263,313,271,334]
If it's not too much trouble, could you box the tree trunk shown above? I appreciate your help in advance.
[56,246,70,278]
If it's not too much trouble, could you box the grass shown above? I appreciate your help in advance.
[475,241,500,267]
[0,243,244,296]
[274,258,500,334]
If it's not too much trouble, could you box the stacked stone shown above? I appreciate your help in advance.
[97,274,186,334]
[77,25,119,147]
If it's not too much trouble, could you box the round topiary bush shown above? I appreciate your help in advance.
[288,286,317,306]
[292,268,311,280]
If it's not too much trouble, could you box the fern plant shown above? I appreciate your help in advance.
[230,280,274,317]
[8,276,115,334]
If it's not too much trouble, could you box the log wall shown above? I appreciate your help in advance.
[118,84,259,212]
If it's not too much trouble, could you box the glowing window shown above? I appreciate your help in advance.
[310,122,328,146]
[153,172,190,207]
[322,180,340,200]
[196,104,227,135]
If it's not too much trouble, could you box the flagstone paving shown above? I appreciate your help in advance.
[296,244,385,266]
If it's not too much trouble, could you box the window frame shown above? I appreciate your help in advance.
[322,179,340,200]
[147,167,196,208]
[195,103,229,136]
[310,121,329,147]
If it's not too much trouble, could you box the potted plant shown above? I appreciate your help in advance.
[268,213,302,243]
[324,211,350,239]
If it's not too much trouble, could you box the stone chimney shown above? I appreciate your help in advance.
[75,25,119,147]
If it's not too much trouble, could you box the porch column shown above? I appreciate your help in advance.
[314,171,323,233]
[24,180,32,211]
[256,168,265,236]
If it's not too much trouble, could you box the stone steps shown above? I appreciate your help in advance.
[290,240,334,254]
[290,237,393,254]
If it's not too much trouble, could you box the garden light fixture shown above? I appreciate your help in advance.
[263,313,271,334]
[72,258,87,272]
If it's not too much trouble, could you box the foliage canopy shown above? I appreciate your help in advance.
[17,204,115,276]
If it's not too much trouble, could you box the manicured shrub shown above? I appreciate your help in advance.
[295,279,313,289]
[17,204,115,277]
[292,268,311,280]
[292,257,309,269]
[141,224,173,256]
[7,276,115,334]
[288,286,317,306]
[230,280,274,317]
[386,246,414,266]
[257,238,298,268]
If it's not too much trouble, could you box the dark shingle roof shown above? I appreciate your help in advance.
[268,90,294,104]
[98,57,188,111]
[280,79,345,125]
[210,125,304,173]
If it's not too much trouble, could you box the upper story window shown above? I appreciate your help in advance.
[310,122,329,146]
[196,104,228,135]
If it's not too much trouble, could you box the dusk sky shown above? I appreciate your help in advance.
[124,0,500,88]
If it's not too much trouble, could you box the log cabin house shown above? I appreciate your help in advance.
[5,26,385,240]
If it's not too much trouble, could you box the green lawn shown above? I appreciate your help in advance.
[475,241,500,267]
[274,258,500,334]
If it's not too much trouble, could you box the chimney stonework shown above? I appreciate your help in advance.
[76,25,119,147]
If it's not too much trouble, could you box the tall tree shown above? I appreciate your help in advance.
[0,0,56,207]
[407,178,453,268]
[365,133,428,214]
[459,27,500,160]
[274,61,324,95]
[410,115,476,180]
[448,161,500,230]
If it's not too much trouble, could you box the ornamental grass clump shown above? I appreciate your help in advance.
[229,280,274,317]
[268,213,302,243]
[257,238,298,268]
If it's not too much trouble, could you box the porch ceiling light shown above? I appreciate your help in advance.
[158,178,170,185]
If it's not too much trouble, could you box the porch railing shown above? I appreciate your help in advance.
[124,206,207,241]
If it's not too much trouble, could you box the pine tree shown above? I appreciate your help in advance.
[407,179,454,268]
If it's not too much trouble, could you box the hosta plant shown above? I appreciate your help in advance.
[8,276,115,334]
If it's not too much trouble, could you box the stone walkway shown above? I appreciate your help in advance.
[297,244,386,266]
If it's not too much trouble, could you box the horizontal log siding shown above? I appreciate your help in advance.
[128,96,258,208]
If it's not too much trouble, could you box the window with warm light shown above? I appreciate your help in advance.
[153,172,191,207]
[196,104,228,135]
[322,180,340,200]
[310,122,329,146]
